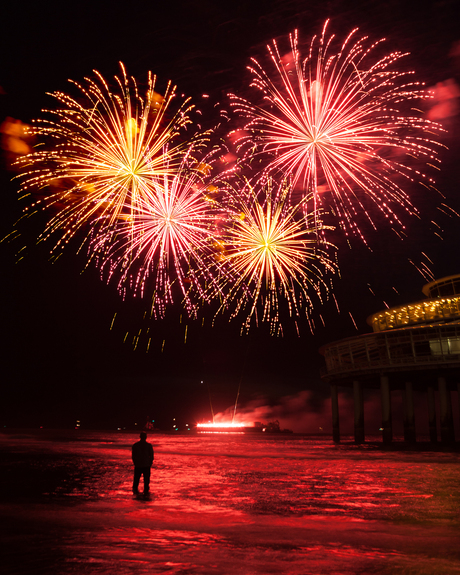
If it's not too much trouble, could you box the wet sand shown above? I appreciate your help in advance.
[1,430,459,574]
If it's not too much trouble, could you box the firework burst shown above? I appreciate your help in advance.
[231,21,444,241]
[15,63,208,256]
[93,152,221,318]
[215,178,337,334]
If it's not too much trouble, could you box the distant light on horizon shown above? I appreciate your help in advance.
[197,422,248,428]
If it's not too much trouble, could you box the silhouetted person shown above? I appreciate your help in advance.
[132,431,154,495]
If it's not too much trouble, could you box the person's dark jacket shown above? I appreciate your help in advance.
[132,440,154,467]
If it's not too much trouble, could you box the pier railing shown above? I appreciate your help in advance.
[321,323,460,378]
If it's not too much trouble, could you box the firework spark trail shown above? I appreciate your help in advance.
[230,21,445,241]
[93,153,221,318]
[214,178,337,334]
[15,63,209,257]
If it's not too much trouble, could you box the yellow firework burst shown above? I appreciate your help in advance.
[15,62,209,256]
[216,178,337,333]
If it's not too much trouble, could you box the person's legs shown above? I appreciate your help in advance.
[133,467,142,494]
[142,467,151,494]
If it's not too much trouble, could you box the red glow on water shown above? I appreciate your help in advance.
[2,430,460,574]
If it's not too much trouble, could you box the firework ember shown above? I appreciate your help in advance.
[230,21,444,241]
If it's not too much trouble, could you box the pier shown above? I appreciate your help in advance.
[320,275,460,445]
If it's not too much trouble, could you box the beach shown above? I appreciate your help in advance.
[1,430,459,574]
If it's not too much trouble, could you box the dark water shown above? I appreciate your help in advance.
[1,430,459,574]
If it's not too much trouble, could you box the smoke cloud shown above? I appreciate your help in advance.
[211,388,460,438]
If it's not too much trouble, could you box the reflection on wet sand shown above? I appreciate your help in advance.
[0,430,459,574]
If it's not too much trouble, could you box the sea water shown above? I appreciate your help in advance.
[0,430,459,574]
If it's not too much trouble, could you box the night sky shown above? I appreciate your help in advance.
[1,0,459,432]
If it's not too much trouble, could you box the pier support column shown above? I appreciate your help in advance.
[402,381,416,443]
[353,380,365,444]
[438,377,455,444]
[331,384,340,443]
[427,385,437,442]
[380,375,392,444]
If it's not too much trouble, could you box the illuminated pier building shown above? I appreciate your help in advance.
[320,275,460,445]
